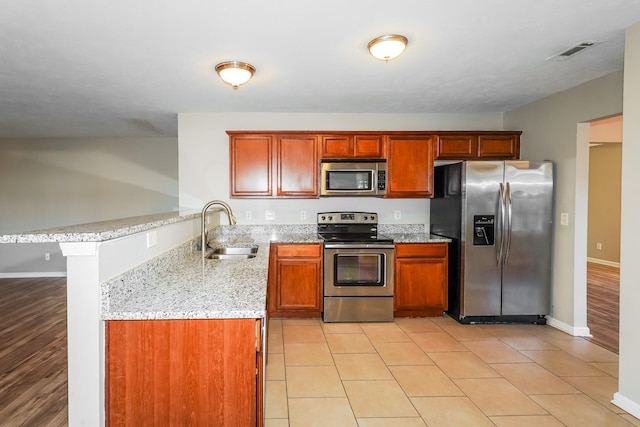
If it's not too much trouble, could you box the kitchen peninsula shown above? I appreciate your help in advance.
[1,211,448,426]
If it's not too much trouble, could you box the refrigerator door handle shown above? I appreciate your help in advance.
[498,182,506,265]
[504,181,513,264]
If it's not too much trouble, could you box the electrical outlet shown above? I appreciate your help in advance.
[560,212,569,226]
[146,231,158,248]
[45,252,50,261]
[245,211,252,221]
[300,210,307,220]
[265,210,276,221]
[597,242,602,250]
[394,210,401,220]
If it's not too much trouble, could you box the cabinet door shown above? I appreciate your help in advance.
[230,134,273,197]
[106,319,260,427]
[478,134,520,159]
[277,135,319,197]
[268,244,322,317]
[386,135,434,198]
[354,135,385,158]
[435,134,478,159]
[394,243,448,317]
[321,135,353,158]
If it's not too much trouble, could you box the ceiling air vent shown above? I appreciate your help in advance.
[546,41,602,61]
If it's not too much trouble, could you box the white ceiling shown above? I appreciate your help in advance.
[2,0,640,139]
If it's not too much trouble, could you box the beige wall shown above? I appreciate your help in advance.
[0,137,179,274]
[587,143,621,263]
[503,71,624,332]
[177,112,504,226]
[616,20,640,418]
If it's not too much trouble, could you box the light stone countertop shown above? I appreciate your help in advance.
[0,210,200,243]
[101,224,321,320]
[101,223,451,321]
[2,210,450,321]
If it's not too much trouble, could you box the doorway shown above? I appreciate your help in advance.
[584,115,622,353]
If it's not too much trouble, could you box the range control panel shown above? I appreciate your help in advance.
[317,212,377,224]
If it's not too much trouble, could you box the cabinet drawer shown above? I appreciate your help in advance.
[276,243,322,257]
[395,243,447,258]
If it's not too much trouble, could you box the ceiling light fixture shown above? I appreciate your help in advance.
[214,61,256,90]
[368,34,408,62]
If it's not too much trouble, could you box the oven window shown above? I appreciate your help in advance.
[326,170,374,191]
[334,254,384,285]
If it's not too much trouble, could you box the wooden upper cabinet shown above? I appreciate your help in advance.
[229,134,273,197]
[228,131,318,198]
[276,134,318,197]
[229,131,521,198]
[435,134,478,159]
[320,135,353,158]
[385,135,435,198]
[353,135,385,158]
[478,134,520,159]
[435,132,521,160]
[320,134,385,158]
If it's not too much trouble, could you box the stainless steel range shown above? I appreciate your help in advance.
[318,212,394,322]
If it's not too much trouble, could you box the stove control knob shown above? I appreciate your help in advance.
[320,215,326,221]
[328,215,333,221]
[363,215,369,220]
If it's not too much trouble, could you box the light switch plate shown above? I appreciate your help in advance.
[394,210,401,220]
[560,212,569,226]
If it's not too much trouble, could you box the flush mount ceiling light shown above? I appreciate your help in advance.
[214,61,256,90]
[367,34,408,62]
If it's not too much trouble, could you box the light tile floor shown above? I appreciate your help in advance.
[265,316,640,427]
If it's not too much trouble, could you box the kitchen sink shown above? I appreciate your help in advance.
[208,253,256,260]
[205,244,258,260]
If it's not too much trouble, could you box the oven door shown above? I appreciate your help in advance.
[323,244,394,297]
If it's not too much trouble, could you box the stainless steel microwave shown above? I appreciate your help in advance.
[320,160,387,197]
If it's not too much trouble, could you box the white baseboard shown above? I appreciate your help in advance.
[587,257,621,268]
[612,392,640,420]
[545,316,592,337]
[0,272,67,278]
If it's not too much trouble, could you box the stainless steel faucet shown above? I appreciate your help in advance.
[201,200,237,257]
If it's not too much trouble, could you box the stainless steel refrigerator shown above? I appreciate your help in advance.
[430,160,553,324]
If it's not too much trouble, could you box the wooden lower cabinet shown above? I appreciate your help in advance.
[394,243,448,317]
[106,318,264,427]
[268,243,322,318]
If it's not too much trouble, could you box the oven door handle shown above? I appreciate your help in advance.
[323,243,395,250]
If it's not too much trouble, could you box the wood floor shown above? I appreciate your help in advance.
[0,277,68,427]
[0,266,620,425]
[586,261,620,354]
